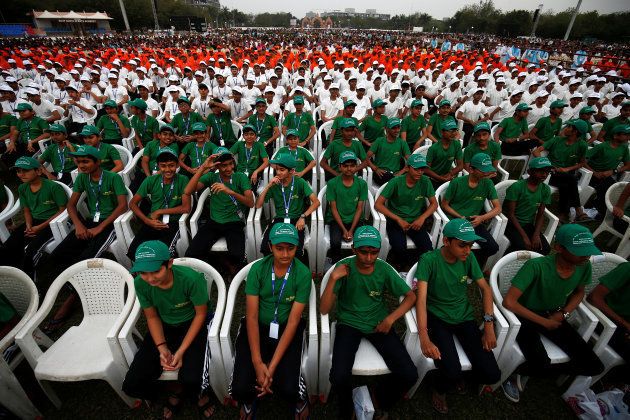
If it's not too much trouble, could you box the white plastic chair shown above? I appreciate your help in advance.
[219,261,319,400]
[490,251,599,390]
[0,185,15,222]
[121,128,136,152]
[461,146,509,182]
[70,145,133,184]
[14,259,136,407]
[316,120,333,162]
[231,120,243,141]
[591,182,629,258]
[403,264,509,397]
[264,148,318,194]
[537,150,594,207]
[118,258,229,401]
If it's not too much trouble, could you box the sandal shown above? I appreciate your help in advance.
[41,316,69,334]
[163,393,182,420]
[432,391,448,415]
[294,400,310,419]
[240,402,256,420]
[197,394,215,419]
[574,213,592,223]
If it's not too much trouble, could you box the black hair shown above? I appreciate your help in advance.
[77,154,99,163]
[156,152,178,164]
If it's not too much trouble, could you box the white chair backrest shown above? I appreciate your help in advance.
[1,186,15,215]
[606,182,628,212]
[113,144,133,166]
[0,267,37,317]
[412,144,430,156]
[54,180,73,198]
[319,120,333,143]
[495,251,543,298]
[586,252,627,295]
[495,180,517,205]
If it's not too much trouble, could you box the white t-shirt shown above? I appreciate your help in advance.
[526,105,549,126]
[284,100,312,114]
[31,99,58,120]
[192,97,212,119]
[383,97,403,118]
[227,99,251,120]
[458,100,488,123]
[601,103,620,120]
[104,85,128,104]
[485,87,508,107]
[321,97,344,120]
[242,86,262,103]
[67,98,95,123]
[350,94,372,120]
[492,100,518,123]
[211,85,232,102]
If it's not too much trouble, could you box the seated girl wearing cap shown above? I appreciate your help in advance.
[38,124,77,186]
[415,218,501,414]
[230,124,269,189]
[123,240,215,419]
[229,223,312,419]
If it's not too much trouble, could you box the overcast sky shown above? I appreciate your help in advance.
[219,0,629,19]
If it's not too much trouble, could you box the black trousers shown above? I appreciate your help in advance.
[589,175,616,216]
[122,319,208,401]
[472,224,499,268]
[427,313,501,394]
[0,220,52,279]
[549,171,580,214]
[102,137,123,146]
[1,142,34,168]
[609,328,630,363]
[260,217,305,257]
[515,316,604,377]
[330,323,418,419]
[229,318,307,405]
[385,218,432,268]
[462,122,474,148]
[65,121,87,143]
[185,219,245,265]
[504,222,551,255]
[50,172,74,186]
[328,220,365,261]
[127,222,180,260]
[372,170,395,187]
[500,139,536,156]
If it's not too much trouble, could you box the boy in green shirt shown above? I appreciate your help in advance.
[425,118,463,188]
[178,122,217,175]
[206,99,237,148]
[426,100,457,143]
[247,97,280,157]
[38,123,77,186]
[358,98,388,149]
[0,103,17,145]
[0,157,67,278]
[463,122,502,174]
[282,96,316,148]
[366,117,411,186]
[501,224,604,403]
[3,103,49,168]
[275,129,316,181]
[171,97,204,146]
[320,118,368,181]
[321,226,417,419]
[494,103,533,156]
[96,99,130,145]
[415,218,500,414]
[123,240,213,419]
[129,98,159,153]
[230,124,269,188]
[401,99,427,151]
[503,157,553,255]
[329,100,360,147]
[597,101,630,143]
[136,124,180,192]
[230,223,311,419]
[529,100,566,145]
[80,124,124,173]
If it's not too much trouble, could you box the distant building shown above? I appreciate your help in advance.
[345,8,355,14]
[366,9,377,14]
[185,0,220,7]
[32,10,112,35]
[320,9,390,20]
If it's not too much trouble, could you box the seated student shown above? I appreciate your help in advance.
[493,103,534,156]
[359,99,388,150]
[401,99,427,151]
[441,153,501,269]
[500,224,605,403]
[206,99,237,148]
[38,123,76,186]
[375,154,437,270]
[247,97,280,157]
[178,122,217,175]
[256,153,319,258]
[281,96,316,148]
[321,225,418,419]
[415,218,501,414]
[0,157,67,278]
[325,151,368,263]
[126,148,191,260]
[463,122,501,175]
[532,119,589,222]
[503,157,553,255]
[134,124,180,192]
[528,100,566,145]
[129,98,160,153]
[96,99,131,145]
[366,117,411,186]
[275,129,316,181]
[122,240,214,419]
[585,124,630,219]
[0,103,18,148]
[230,124,269,189]
[79,125,124,173]
[2,103,49,168]
[456,88,490,147]
[426,100,457,143]
[597,100,630,143]
[328,100,359,147]
[229,223,311,419]
[424,119,464,188]
[184,148,254,275]
[171,97,204,147]
[320,118,368,181]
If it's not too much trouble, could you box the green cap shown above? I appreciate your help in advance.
[387,118,402,129]
[579,106,596,115]
[410,99,424,108]
[353,225,381,249]
[16,103,33,111]
[157,147,177,158]
[339,151,358,164]
[442,218,486,242]
[473,121,491,133]
[269,223,299,245]
[129,98,147,110]
[622,101,630,107]
[340,118,358,129]
[130,240,172,273]
[70,145,101,159]
[46,123,67,134]
[528,156,553,169]
[441,119,458,131]
[12,156,40,170]
[255,97,266,105]
[270,153,297,169]
[177,96,191,105]
[438,99,451,107]
[160,124,175,133]
[555,224,601,257]
[79,125,100,137]
[470,153,496,173]
[214,146,233,162]
[293,96,304,105]
[103,99,117,108]
[344,100,356,108]
[565,119,589,135]
[191,122,207,132]
[550,100,567,109]
[372,98,386,108]
[242,124,256,133]
[515,103,532,112]
[285,128,299,138]
[611,124,630,134]
[407,153,427,169]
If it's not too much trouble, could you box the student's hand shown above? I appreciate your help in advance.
[166,350,183,370]
[420,337,441,360]
[47,173,56,180]
[250,172,258,185]
[342,228,352,242]
[613,205,624,218]
[331,263,349,282]
[27,141,36,153]
[468,215,483,227]
[530,235,542,251]
[159,347,174,368]
[270,175,282,185]
[594,170,613,179]
[397,217,411,231]
[202,155,218,169]
[75,223,91,240]
[254,362,273,396]
[554,167,568,174]
[87,225,103,237]
[374,168,385,178]
[410,216,425,230]
[110,113,120,121]
[443,172,455,181]
[374,316,394,334]
[482,328,497,351]
[544,314,563,330]
[296,216,306,231]
[148,218,169,230]
[6,143,16,153]
[210,182,231,195]
[521,235,532,250]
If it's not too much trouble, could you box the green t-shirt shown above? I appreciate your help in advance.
[73,170,127,220]
[602,116,629,142]
[143,140,179,173]
[463,140,502,163]
[265,176,313,219]
[135,265,209,325]
[511,254,591,312]
[0,292,17,323]
[136,173,189,222]
[130,115,160,147]
[334,256,410,334]
[230,140,268,175]
[444,175,497,218]
[16,116,48,144]
[96,114,131,142]
[498,117,528,141]
[599,262,630,321]
[543,136,587,168]
[275,146,314,173]
[331,115,360,142]
[247,113,278,143]
[323,139,367,172]
[369,136,410,172]
[282,112,315,141]
[401,114,427,149]
[199,171,251,224]
[244,254,311,325]
[416,248,484,325]
[18,178,68,221]
[181,141,218,169]
[586,141,630,172]
[0,113,17,138]
[428,114,457,142]
[534,116,563,143]
[171,112,204,136]
[381,174,434,222]
[95,142,122,172]
[359,115,388,143]
[325,175,368,224]
[39,142,78,173]
[504,179,551,225]
[206,111,237,147]
[427,139,463,175]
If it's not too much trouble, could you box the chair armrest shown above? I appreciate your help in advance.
[497,165,509,182]
[429,212,441,247]
[583,302,617,355]
[49,210,71,243]
[577,167,592,189]
[308,282,317,341]
[115,210,134,250]
[320,312,330,336]
[189,204,205,239]
[368,193,381,230]
[542,209,559,245]
[571,302,598,341]
[107,285,137,366]
[117,298,142,365]
[488,213,505,240]
[0,200,22,243]
[492,303,509,357]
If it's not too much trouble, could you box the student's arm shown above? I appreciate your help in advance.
[29,204,66,235]
[183,155,218,195]
[111,159,124,173]
[251,157,269,184]
[425,125,438,143]
[141,155,151,177]
[450,158,464,178]
[130,193,162,228]
[329,201,348,235]
[319,156,338,178]
[470,197,501,227]
[528,126,541,143]
[296,192,320,231]
[613,183,630,218]
[255,177,276,209]
[365,150,380,173]
[67,191,89,239]
[320,264,346,315]
[144,306,172,368]
[302,125,316,147]
[588,285,630,331]
[178,152,197,174]
[476,278,497,351]
[349,199,365,237]
[503,286,561,330]
[532,144,544,157]
[245,294,270,395]
[167,303,207,370]
[410,195,438,230]
[375,195,410,230]
[493,126,503,143]
[415,281,441,359]
[531,202,547,250]
[267,300,306,388]
[375,289,415,333]
[440,197,465,219]
[296,158,316,179]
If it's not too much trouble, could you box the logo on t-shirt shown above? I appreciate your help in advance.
[369,290,381,297]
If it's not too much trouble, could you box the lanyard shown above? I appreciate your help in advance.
[23,120,31,141]
[57,145,67,170]
[171,102,178,114]
[112,87,118,100]
[214,116,223,140]
[89,172,104,214]
[137,116,148,139]
[218,175,239,207]
[256,117,265,134]
[288,147,298,160]
[161,177,175,209]
[280,177,295,219]
[200,101,207,116]
[294,113,302,130]
[271,261,293,323]
[244,144,253,164]
[194,142,207,166]
[183,114,191,134]
[234,101,242,117]
[109,116,120,134]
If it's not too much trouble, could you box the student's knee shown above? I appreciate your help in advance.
[438,355,462,380]
[329,364,352,387]
[479,360,501,385]
[397,365,419,389]
[483,238,499,255]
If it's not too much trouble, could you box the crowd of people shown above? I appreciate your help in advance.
[0,30,628,419]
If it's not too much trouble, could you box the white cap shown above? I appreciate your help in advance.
[108,73,118,79]
[447,78,460,87]
[471,87,485,94]
[571,92,584,99]
[293,86,304,92]
[511,89,524,96]
[168,75,179,81]
[349,74,357,81]
[528,80,540,87]
[218,57,225,62]
[389,83,401,90]
[80,75,91,82]
[129,59,137,65]
[323,75,333,81]
[232,86,242,94]
[378,64,385,69]
[456,65,464,70]
[612,91,626,97]
[621,83,630,94]
[24,88,39,95]
[518,72,527,77]
[37,64,45,70]
[372,60,379,65]
[194,71,204,77]
[536,91,549,98]
[0,84,13,92]
[569,78,581,85]
[605,70,618,77]
[597,77,606,83]
[496,77,506,83]
[527,63,536,68]
[74,63,83,68]
[264,87,275,94]
[137,66,147,73]
[587,92,601,99]
[7,59,16,64]
[357,82,366,90]
[329,83,340,90]
[246,75,255,82]
[69,69,80,75]
[478,74,490,81]
[576,67,585,72]
[391,69,399,75]
[23,59,32,65]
